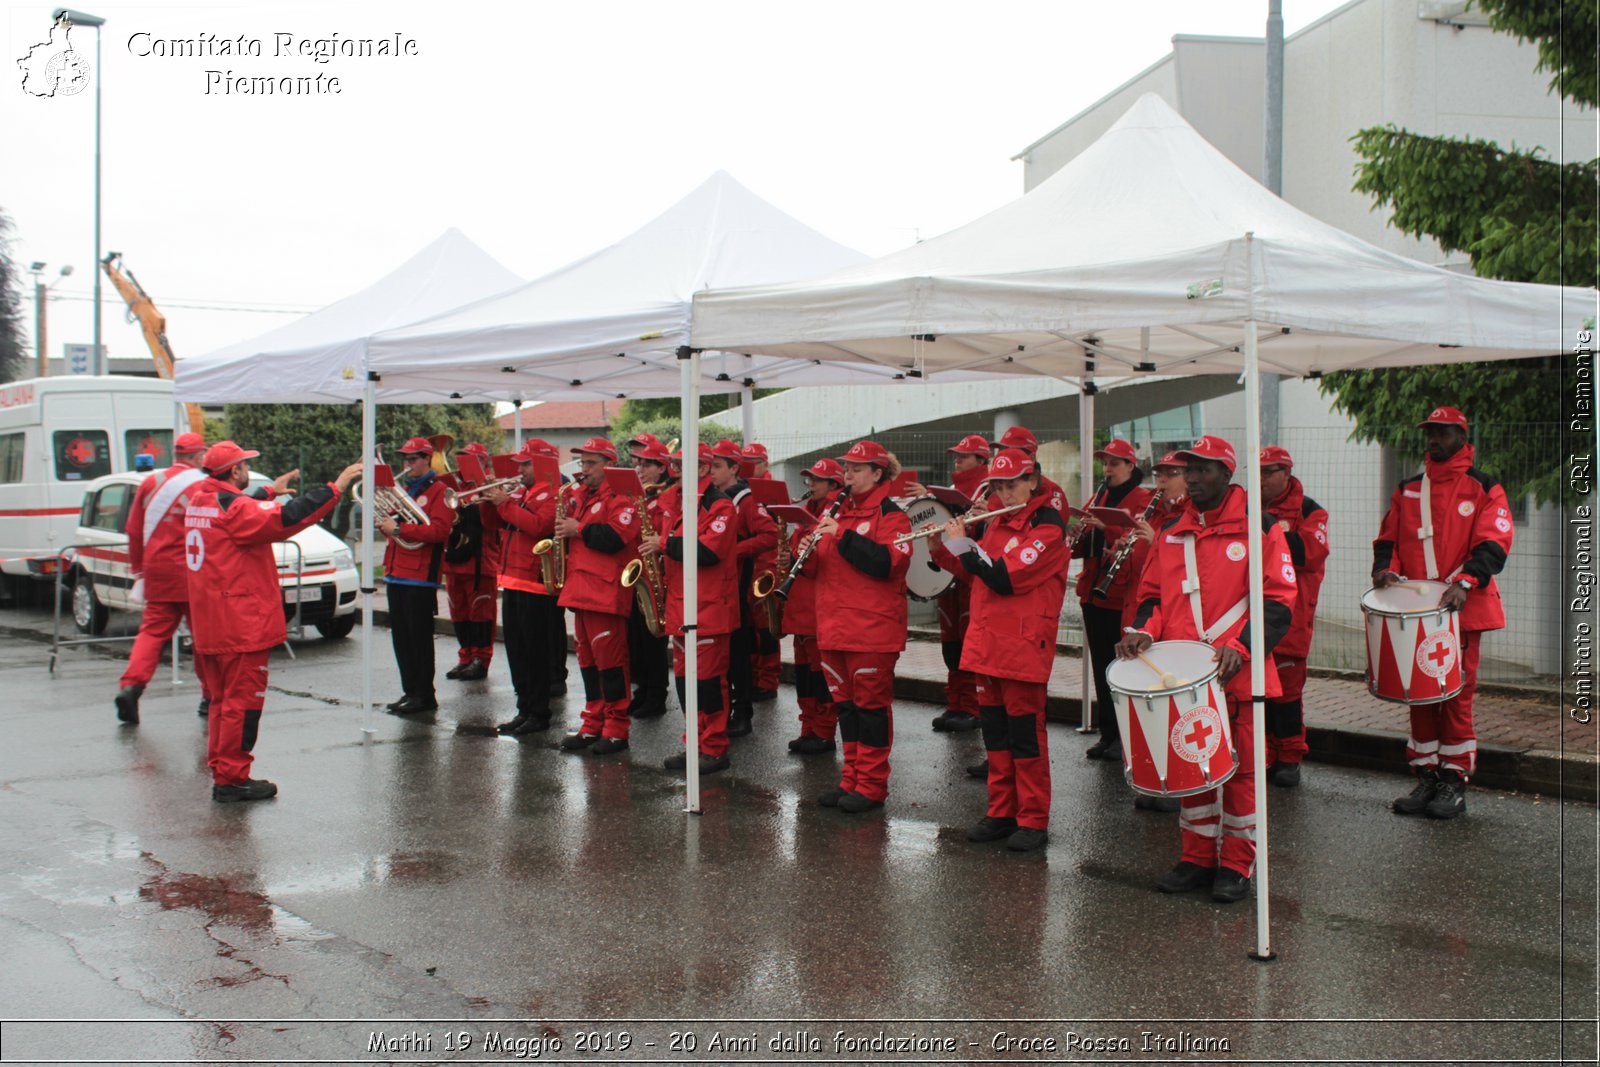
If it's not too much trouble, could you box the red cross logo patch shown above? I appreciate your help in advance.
[184,529,205,572]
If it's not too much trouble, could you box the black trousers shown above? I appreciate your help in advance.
[547,603,569,684]
[503,588,559,717]
[1082,601,1124,742]
[388,583,439,699]
[729,623,755,713]
[627,601,669,696]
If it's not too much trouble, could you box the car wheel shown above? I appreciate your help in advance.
[315,613,357,640]
[72,572,109,635]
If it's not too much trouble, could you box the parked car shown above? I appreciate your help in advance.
[69,471,359,638]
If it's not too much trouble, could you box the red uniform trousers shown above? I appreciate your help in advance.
[574,609,631,740]
[1264,657,1309,766]
[193,649,271,786]
[821,648,898,802]
[1406,629,1482,779]
[937,584,978,715]
[792,634,836,740]
[445,570,498,665]
[1179,695,1257,877]
[975,675,1050,830]
[671,633,731,757]
[120,600,212,700]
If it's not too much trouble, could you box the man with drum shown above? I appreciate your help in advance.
[936,448,1070,852]
[784,459,845,754]
[1373,406,1512,820]
[1116,435,1297,903]
[1077,439,1154,763]
[1260,446,1330,788]
[803,440,912,813]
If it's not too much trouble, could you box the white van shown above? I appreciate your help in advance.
[0,376,184,582]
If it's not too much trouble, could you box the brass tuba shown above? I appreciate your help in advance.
[353,459,430,551]
[620,485,666,638]
[532,482,570,592]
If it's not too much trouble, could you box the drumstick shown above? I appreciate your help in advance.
[1136,651,1183,689]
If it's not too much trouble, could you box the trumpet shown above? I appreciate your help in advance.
[444,477,521,510]
[892,502,1027,545]
[353,479,431,551]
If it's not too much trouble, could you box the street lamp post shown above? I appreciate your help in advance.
[27,262,75,378]
[51,8,104,375]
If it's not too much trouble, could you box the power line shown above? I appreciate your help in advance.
[43,291,318,315]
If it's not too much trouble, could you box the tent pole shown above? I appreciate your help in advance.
[1077,375,1095,734]
[741,382,754,445]
[513,400,523,449]
[1243,319,1274,961]
[680,347,701,814]
[361,375,377,743]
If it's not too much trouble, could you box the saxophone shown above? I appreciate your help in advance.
[533,482,570,592]
[620,487,666,638]
[752,515,788,639]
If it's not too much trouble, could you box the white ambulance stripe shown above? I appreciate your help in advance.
[1437,740,1478,755]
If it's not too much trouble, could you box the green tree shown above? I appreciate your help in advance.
[0,210,28,383]
[1320,0,1596,505]
[612,388,783,447]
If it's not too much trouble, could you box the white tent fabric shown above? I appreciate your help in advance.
[175,229,523,404]
[363,171,945,400]
[692,94,1591,375]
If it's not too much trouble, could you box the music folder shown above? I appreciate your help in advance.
[745,479,790,507]
[456,452,487,486]
[489,454,520,480]
[765,504,817,529]
[603,466,646,497]
[1087,506,1138,529]
[925,485,977,510]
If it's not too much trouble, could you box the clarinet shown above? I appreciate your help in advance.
[1091,491,1163,598]
[1068,477,1111,549]
[774,490,848,601]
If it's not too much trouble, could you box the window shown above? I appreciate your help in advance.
[88,483,132,533]
[126,429,173,470]
[53,430,110,481]
[0,433,24,484]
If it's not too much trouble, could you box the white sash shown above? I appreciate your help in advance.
[1181,533,1250,643]
[1417,470,1438,580]
[144,467,206,547]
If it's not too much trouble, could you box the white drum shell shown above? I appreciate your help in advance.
[900,496,956,602]
[1360,581,1464,705]
[1107,639,1238,797]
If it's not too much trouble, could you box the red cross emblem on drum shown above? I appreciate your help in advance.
[1415,630,1457,679]
[1170,705,1225,764]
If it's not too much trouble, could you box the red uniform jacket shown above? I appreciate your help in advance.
[1266,476,1330,658]
[808,482,912,653]
[441,472,498,583]
[492,481,558,592]
[558,480,640,616]
[728,481,779,611]
[184,479,341,654]
[1075,479,1155,611]
[662,486,739,637]
[779,492,838,638]
[1130,485,1298,701]
[127,459,209,602]
[1373,444,1511,633]
[382,471,455,585]
[951,490,1070,683]
[1119,493,1187,629]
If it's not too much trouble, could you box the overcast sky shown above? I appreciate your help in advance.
[5,0,1351,372]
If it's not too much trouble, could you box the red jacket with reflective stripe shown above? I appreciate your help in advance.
[127,460,207,602]
[809,482,912,653]
[184,479,341,654]
[1130,485,1298,701]
[1266,476,1330,658]
[1373,445,1511,632]
[662,487,739,637]
[381,472,455,585]
[558,480,640,616]
[492,481,558,593]
[954,491,1071,683]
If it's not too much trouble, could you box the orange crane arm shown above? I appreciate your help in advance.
[101,253,205,436]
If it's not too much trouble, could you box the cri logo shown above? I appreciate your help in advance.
[64,437,96,466]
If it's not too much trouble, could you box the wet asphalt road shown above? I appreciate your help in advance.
[0,610,1595,1065]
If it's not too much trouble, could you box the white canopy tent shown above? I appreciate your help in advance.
[692,93,1595,958]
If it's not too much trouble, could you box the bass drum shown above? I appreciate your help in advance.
[899,495,956,602]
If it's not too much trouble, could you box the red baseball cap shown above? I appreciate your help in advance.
[947,434,992,459]
[992,426,1038,453]
[397,436,435,456]
[708,438,745,465]
[460,442,490,459]
[697,443,716,465]
[986,448,1037,481]
[203,440,259,476]
[512,438,559,463]
[1153,450,1187,471]
[628,431,663,449]
[1175,435,1237,474]
[742,442,769,462]
[805,457,845,483]
[174,432,206,454]
[839,439,892,468]
[1259,445,1294,470]
[1094,438,1138,464]
[1419,406,1468,430]
[634,441,672,465]
[571,436,619,461]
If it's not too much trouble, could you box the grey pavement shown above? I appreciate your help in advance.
[1,611,1596,1065]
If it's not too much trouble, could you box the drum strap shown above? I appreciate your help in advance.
[1417,471,1439,580]
[1181,533,1250,643]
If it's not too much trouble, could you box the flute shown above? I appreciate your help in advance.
[892,502,1027,545]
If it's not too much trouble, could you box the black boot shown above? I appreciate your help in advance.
[726,706,754,738]
[1393,768,1440,815]
[1425,770,1467,819]
[115,684,144,725]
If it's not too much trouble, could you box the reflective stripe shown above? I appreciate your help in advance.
[1409,755,1440,766]
[1181,532,1247,641]
[1407,738,1440,753]
[1222,824,1257,841]
[1182,799,1223,819]
[1179,819,1220,838]
[1418,471,1439,580]
[1437,740,1478,755]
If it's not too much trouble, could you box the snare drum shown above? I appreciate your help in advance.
[900,496,956,602]
[1360,581,1463,704]
[1106,640,1238,797]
